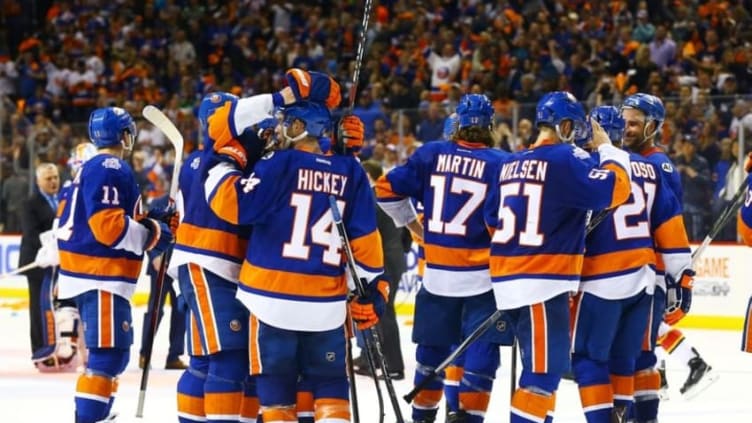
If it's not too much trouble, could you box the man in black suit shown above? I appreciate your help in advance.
[356,160,408,379]
[19,163,60,361]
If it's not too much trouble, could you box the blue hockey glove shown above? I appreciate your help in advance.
[140,218,174,255]
[665,268,695,325]
[285,68,341,109]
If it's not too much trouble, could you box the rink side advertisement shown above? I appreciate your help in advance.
[2,234,750,330]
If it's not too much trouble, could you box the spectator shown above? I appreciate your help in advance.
[18,162,59,363]
[1,164,28,232]
[649,24,676,69]
[711,138,743,241]
[416,101,445,142]
[426,41,462,91]
[675,137,712,241]
[632,9,656,43]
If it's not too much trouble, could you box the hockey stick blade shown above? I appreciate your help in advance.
[142,105,184,201]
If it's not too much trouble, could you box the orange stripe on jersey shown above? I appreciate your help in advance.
[209,174,241,225]
[239,262,348,299]
[349,230,384,270]
[490,253,583,278]
[189,312,204,356]
[738,213,752,246]
[249,315,262,375]
[578,384,612,408]
[188,264,220,353]
[374,175,400,199]
[603,163,631,208]
[56,198,67,218]
[530,303,548,373]
[654,215,690,249]
[207,101,235,147]
[177,392,205,417]
[423,243,489,268]
[581,248,655,277]
[314,398,350,420]
[59,250,143,280]
[88,208,127,246]
[510,388,553,420]
[205,391,242,416]
[99,291,113,348]
[610,374,634,398]
[76,373,113,402]
[176,222,248,259]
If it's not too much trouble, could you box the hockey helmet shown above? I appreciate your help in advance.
[88,107,137,151]
[589,106,625,146]
[535,91,588,143]
[456,94,494,129]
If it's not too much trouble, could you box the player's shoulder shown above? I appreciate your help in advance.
[81,153,132,178]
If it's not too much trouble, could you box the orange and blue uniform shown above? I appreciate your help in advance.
[738,174,752,353]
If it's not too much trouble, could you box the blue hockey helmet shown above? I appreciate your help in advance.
[535,91,588,143]
[443,113,459,140]
[88,107,137,150]
[198,92,238,149]
[621,93,665,138]
[282,101,332,144]
[589,106,625,146]
[456,94,494,129]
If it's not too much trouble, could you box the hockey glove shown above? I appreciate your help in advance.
[745,152,752,173]
[206,100,251,170]
[140,218,174,256]
[147,207,179,235]
[285,68,341,109]
[334,114,365,156]
[665,269,695,325]
[34,243,60,268]
[350,279,390,330]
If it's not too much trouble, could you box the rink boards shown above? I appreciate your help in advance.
[2,235,750,330]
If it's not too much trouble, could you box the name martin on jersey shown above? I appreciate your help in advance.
[435,153,486,179]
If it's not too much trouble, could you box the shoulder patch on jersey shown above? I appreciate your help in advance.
[102,157,122,170]
[261,151,275,160]
[240,172,261,193]
[661,162,673,173]
[190,156,201,169]
[572,146,591,160]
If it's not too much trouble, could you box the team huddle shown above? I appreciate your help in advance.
[28,67,752,423]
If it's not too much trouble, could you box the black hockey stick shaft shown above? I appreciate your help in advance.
[329,196,404,423]
[403,309,503,404]
[586,209,610,236]
[692,181,747,265]
[345,312,361,423]
[347,0,374,111]
[510,339,518,395]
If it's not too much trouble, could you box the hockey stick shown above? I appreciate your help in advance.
[346,0,374,110]
[329,196,405,423]
[345,308,361,423]
[586,209,610,236]
[403,309,503,404]
[509,339,518,395]
[0,262,39,279]
[691,181,746,265]
[136,105,184,418]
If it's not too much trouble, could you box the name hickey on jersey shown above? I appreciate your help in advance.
[297,168,349,196]
[435,154,486,179]
[499,159,548,182]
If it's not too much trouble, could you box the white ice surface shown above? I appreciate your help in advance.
[1,306,751,422]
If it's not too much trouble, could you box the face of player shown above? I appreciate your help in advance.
[622,108,647,151]
[37,166,60,196]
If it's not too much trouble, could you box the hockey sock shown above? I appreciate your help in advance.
[573,355,613,423]
[296,377,314,423]
[178,356,209,423]
[458,370,494,422]
[241,375,261,423]
[443,364,463,413]
[205,350,247,422]
[75,348,128,423]
[633,368,660,422]
[412,345,449,422]
[310,375,349,422]
[511,371,558,423]
[256,373,297,423]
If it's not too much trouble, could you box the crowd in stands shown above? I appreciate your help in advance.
[1,0,751,240]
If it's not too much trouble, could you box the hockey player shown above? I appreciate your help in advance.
[376,94,515,422]
[620,93,711,410]
[571,106,691,422]
[204,95,384,422]
[739,154,752,353]
[56,107,174,423]
[484,92,632,423]
[32,142,99,372]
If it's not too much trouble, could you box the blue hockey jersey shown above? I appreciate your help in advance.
[56,154,148,300]
[738,174,752,246]
[168,149,251,282]
[582,153,690,299]
[484,141,631,310]
[205,147,384,331]
[376,140,509,297]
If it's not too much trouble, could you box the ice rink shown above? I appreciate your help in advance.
[1,304,751,423]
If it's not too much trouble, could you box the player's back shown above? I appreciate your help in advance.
[170,149,251,282]
[378,140,509,297]
[230,149,382,332]
[641,146,682,201]
[56,153,144,299]
[582,153,671,298]
[487,143,629,310]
